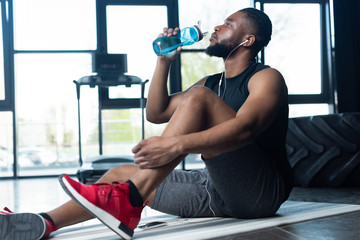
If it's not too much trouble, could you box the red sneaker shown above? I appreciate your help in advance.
[59,174,144,240]
[0,207,57,240]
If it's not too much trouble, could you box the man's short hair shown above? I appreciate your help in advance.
[239,8,272,52]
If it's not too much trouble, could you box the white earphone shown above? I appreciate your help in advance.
[238,39,249,46]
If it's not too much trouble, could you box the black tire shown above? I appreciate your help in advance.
[286,112,360,187]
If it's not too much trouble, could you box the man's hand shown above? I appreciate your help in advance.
[158,27,182,61]
[132,136,181,169]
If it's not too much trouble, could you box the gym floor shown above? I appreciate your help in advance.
[1,177,359,240]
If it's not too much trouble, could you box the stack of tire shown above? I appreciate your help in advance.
[286,112,360,187]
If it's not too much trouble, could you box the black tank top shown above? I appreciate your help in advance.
[205,62,291,184]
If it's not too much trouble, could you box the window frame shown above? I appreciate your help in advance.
[0,0,13,111]
[0,0,16,178]
[0,0,336,177]
[254,0,335,111]
[96,0,181,96]
[95,0,179,156]
[0,0,179,178]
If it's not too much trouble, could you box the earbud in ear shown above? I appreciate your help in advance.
[238,39,249,47]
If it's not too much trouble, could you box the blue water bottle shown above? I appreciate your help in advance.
[153,23,207,56]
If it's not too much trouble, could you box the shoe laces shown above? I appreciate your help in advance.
[92,182,122,202]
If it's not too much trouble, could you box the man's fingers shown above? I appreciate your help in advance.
[132,139,146,154]
[162,27,180,37]
[138,162,158,169]
[173,27,180,35]
[134,155,145,164]
[135,157,156,169]
[132,144,140,154]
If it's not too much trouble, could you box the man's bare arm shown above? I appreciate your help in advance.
[146,27,209,124]
[146,57,207,124]
[178,68,287,157]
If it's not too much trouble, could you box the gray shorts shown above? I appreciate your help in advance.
[151,143,292,219]
[151,168,221,218]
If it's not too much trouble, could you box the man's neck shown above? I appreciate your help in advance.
[223,54,255,78]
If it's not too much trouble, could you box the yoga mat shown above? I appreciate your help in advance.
[51,201,360,240]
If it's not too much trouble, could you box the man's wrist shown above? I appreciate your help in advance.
[174,135,187,155]
[157,56,173,67]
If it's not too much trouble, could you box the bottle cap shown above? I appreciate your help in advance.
[193,21,208,41]
[193,25,203,41]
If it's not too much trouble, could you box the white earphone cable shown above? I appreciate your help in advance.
[205,176,216,218]
[217,39,249,98]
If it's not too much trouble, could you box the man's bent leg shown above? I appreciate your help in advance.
[145,86,285,219]
[130,86,236,201]
[60,86,235,211]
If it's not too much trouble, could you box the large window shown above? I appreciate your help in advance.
[12,0,96,176]
[256,0,334,117]
[0,0,336,177]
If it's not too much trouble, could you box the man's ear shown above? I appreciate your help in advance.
[243,35,256,47]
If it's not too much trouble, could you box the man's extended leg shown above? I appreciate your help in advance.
[0,164,149,240]
[47,164,146,229]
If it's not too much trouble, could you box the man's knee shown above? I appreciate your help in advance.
[182,86,215,105]
[186,85,212,96]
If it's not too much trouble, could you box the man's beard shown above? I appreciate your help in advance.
[205,40,238,58]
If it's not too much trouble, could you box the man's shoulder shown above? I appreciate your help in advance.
[252,66,283,78]
[248,67,286,90]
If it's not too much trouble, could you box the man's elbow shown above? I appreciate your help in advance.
[235,121,261,146]
[236,131,257,146]
[146,112,168,124]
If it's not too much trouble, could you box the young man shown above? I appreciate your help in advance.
[0,8,294,240]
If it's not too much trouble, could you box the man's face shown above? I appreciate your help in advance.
[205,12,247,58]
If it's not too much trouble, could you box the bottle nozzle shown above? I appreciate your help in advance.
[194,20,207,41]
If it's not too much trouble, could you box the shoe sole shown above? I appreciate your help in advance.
[0,212,45,240]
[58,174,133,240]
